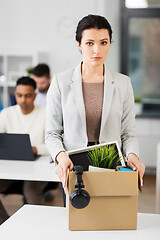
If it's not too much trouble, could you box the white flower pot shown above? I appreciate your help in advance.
[135,103,142,115]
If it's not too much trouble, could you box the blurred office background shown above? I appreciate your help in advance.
[0,0,160,214]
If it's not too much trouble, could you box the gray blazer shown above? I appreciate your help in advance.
[45,63,139,160]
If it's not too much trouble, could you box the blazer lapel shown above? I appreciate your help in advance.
[70,63,87,133]
[100,66,115,137]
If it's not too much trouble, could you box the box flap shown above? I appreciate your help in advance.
[68,171,138,197]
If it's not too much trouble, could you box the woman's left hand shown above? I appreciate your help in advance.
[127,153,145,186]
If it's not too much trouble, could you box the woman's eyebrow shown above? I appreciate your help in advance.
[100,38,109,41]
[85,38,109,42]
[85,39,94,41]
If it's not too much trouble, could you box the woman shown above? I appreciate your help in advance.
[45,14,145,188]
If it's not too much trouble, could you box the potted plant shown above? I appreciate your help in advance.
[26,67,34,76]
[87,143,121,171]
[134,96,142,115]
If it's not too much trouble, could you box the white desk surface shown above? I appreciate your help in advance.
[0,156,60,182]
[0,205,160,240]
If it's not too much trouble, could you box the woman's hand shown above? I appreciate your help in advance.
[56,151,74,187]
[127,153,145,186]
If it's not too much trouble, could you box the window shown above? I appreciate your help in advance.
[121,0,160,115]
[125,0,160,9]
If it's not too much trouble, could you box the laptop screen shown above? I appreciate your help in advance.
[0,133,35,161]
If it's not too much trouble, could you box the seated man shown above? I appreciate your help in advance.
[0,76,49,223]
[32,63,51,107]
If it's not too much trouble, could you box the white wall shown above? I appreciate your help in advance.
[0,0,121,75]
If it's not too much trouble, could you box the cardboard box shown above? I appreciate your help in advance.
[66,170,138,231]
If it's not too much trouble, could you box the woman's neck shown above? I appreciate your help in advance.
[81,62,104,83]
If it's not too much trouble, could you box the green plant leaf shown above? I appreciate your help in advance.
[87,144,121,169]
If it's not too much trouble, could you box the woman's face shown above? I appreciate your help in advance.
[78,28,111,66]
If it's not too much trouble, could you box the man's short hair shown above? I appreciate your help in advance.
[32,64,50,78]
[16,76,36,90]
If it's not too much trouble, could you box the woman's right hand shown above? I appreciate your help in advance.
[56,151,74,187]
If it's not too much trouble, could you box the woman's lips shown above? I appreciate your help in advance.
[92,57,102,60]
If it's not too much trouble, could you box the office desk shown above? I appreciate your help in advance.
[0,205,160,240]
[0,156,60,182]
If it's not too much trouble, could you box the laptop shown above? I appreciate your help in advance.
[67,141,125,171]
[0,133,35,161]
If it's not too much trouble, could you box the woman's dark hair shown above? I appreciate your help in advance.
[76,14,112,43]
[16,76,36,90]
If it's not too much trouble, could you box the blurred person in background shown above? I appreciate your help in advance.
[32,63,51,107]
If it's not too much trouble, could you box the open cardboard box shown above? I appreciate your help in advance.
[66,170,138,231]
